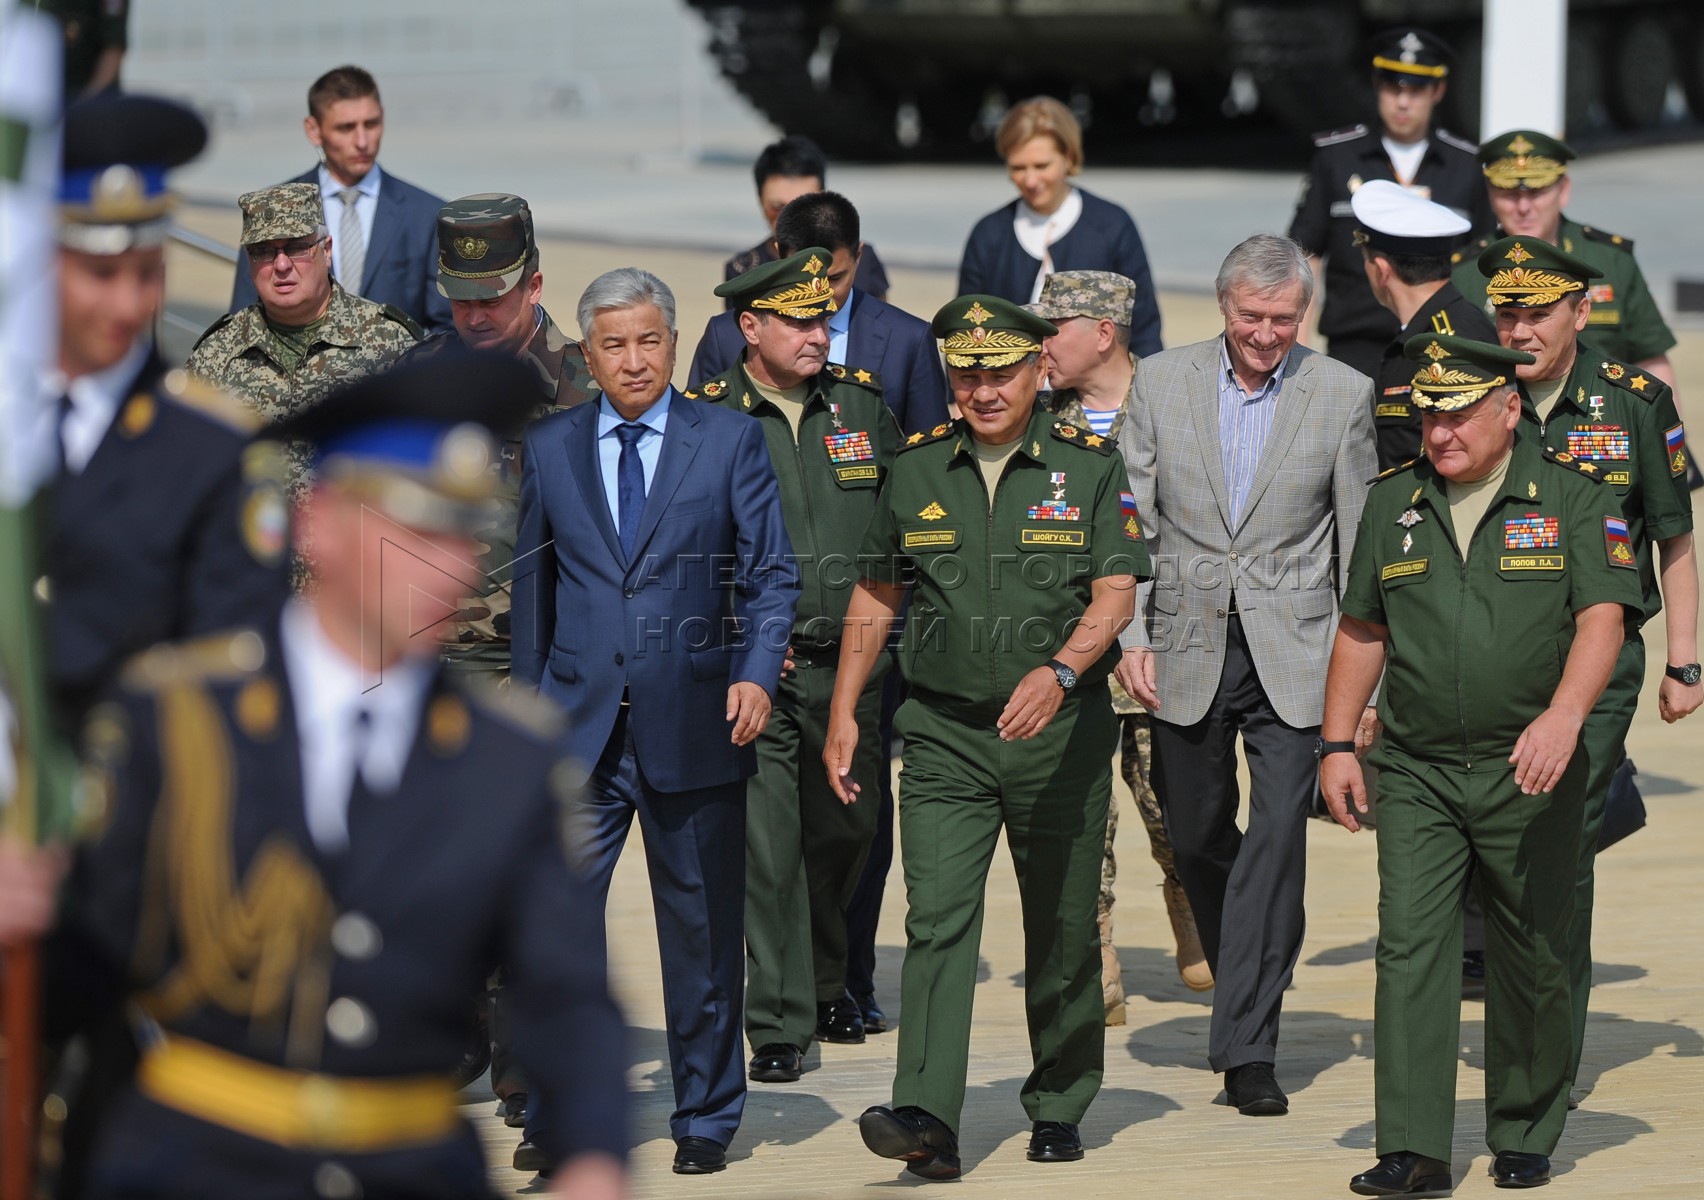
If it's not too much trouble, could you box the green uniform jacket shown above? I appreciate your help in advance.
[1341,437,1643,768]
[1515,345,1692,623]
[858,408,1151,719]
[693,361,901,648]
[1452,217,1677,364]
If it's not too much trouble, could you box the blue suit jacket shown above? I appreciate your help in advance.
[687,290,949,436]
[512,391,799,792]
[229,166,452,335]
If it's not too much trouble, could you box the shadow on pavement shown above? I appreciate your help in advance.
[1305,936,1377,968]
[1113,944,1215,1006]
[1125,1010,1372,1097]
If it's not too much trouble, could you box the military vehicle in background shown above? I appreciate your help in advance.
[684,0,1702,160]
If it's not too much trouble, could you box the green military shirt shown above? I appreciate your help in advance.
[1514,344,1692,623]
[1341,436,1642,768]
[858,407,1151,718]
[695,360,901,648]
[1452,217,1677,364]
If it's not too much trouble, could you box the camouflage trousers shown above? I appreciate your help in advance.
[1102,712,1180,920]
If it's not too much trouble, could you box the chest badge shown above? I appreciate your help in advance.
[1566,425,1630,461]
[1401,532,1413,554]
[1587,394,1606,421]
[1397,507,1424,530]
[824,429,873,463]
[919,502,947,521]
[1028,473,1081,521]
[1505,513,1560,550]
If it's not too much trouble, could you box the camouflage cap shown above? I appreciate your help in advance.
[435,193,537,300]
[1479,129,1576,191]
[713,246,839,318]
[931,294,1057,369]
[238,182,325,246]
[1404,333,1533,412]
[1478,236,1602,307]
[1027,271,1137,325]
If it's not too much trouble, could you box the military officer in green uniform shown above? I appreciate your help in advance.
[1451,130,1679,392]
[825,295,1149,1178]
[1321,335,1641,1196]
[694,248,902,1084]
[1477,235,1700,1092]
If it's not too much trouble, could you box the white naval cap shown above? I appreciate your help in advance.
[1350,179,1471,257]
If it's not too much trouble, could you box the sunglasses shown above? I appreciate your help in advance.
[245,236,324,264]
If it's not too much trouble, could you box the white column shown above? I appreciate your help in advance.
[1482,0,1568,136]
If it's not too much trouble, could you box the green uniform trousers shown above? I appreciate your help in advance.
[1565,634,1645,1083]
[890,688,1115,1134]
[744,651,886,1049]
[1372,743,1585,1162]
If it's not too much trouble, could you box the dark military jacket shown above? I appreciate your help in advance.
[1341,437,1642,768]
[1371,281,1497,472]
[858,406,1151,719]
[45,352,289,721]
[1287,123,1494,344]
[1451,216,1678,365]
[1514,344,1692,623]
[401,307,594,669]
[55,623,626,1193]
[693,359,900,648]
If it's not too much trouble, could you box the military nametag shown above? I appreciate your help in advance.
[904,529,958,550]
[835,465,878,482]
[824,430,873,463]
[1376,402,1411,418]
[1120,491,1142,541]
[1381,559,1428,581]
[1604,516,1636,568]
[1020,528,1086,548]
[1504,513,1560,550]
[1501,555,1565,571]
[1566,426,1630,460]
[1602,470,1631,486]
[1666,424,1688,476]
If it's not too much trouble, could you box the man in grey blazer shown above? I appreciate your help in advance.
[1117,234,1377,1116]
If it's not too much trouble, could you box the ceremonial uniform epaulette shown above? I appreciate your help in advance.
[1313,123,1368,147]
[1597,358,1665,399]
[825,363,883,392]
[160,367,265,434]
[1579,225,1634,253]
[1050,419,1114,453]
[1542,446,1605,481]
[189,310,236,352]
[1369,457,1419,484]
[455,672,567,742]
[1435,128,1478,154]
[382,304,425,340]
[1451,235,1492,267]
[119,628,269,691]
[901,421,956,451]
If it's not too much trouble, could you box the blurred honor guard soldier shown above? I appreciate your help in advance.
[14,354,629,1199]
[230,65,452,334]
[1351,179,1494,471]
[1287,28,1493,380]
[1478,236,1699,1087]
[512,269,799,1175]
[42,0,131,98]
[826,295,1148,1177]
[1030,270,1210,1015]
[44,93,289,723]
[1452,130,1680,392]
[1117,236,1376,1118]
[1321,335,1640,1196]
[697,248,902,1084]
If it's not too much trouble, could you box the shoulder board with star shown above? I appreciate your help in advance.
[120,629,270,692]
[189,310,237,353]
[1433,127,1478,155]
[1451,235,1491,267]
[1578,224,1634,254]
[1051,420,1113,454]
[1543,446,1606,481]
[381,304,425,339]
[826,363,884,392]
[1312,123,1368,147]
[453,672,567,742]
[1597,358,1668,402]
[159,368,265,435]
[693,376,736,403]
[1367,457,1420,485]
[900,421,956,452]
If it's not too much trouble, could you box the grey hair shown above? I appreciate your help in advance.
[577,267,676,338]
[1215,234,1315,312]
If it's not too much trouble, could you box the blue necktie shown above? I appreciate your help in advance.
[615,422,647,560]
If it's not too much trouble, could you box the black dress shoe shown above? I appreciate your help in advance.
[748,1042,804,1083]
[512,1140,551,1172]
[816,992,866,1044]
[1490,1151,1550,1188]
[497,1092,528,1128]
[1224,1061,1289,1115]
[673,1135,727,1175]
[1026,1120,1083,1163]
[1350,1151,1453,1196]
[858,1104,961,1180]
[852,991,888,1033]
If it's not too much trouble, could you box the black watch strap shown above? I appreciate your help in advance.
[1666,662,1702,685]
[1316,738,1357,758]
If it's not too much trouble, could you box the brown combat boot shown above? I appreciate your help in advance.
[1165,878,1214,991]
[1100,909,1126,1025]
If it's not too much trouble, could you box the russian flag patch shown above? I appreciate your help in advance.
[1119,491,1142,541]
[1666,423,1688,476]
[1604,516,1635,568]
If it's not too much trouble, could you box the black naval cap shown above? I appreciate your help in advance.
[265,350,544,534]
[60,93,208,255]
[1369,27,1452,85]
[1404,333,1534,412]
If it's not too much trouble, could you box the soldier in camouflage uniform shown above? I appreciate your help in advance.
[1031,272,1212,1022]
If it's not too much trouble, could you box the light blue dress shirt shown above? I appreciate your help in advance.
[317,163,382,286]
[827,288,856,366]
[595,388,672,522]
[1217,337,1290,527]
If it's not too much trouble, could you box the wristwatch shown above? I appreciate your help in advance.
[1045,659,1078,691]
[1315,737,1357,760]
[1666,662,1703,686]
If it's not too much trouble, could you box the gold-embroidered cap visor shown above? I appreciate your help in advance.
[1403,332,1535,412]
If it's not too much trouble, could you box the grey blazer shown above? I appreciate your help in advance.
[1119,336,1376,728]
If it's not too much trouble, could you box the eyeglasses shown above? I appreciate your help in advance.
[245,236,324,264]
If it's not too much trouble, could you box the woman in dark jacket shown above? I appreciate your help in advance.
[957,96,1163,356]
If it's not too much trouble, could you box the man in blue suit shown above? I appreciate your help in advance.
[689,192,949,437]
[513,268,800,1177]
[228,65,452,334]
